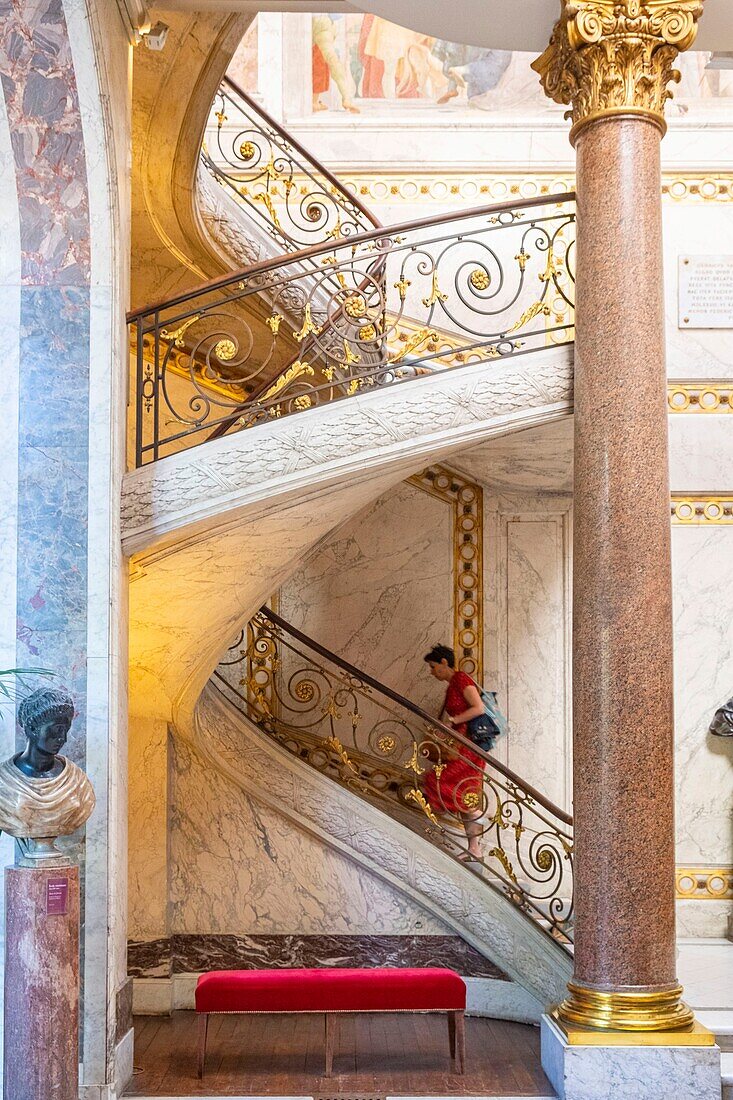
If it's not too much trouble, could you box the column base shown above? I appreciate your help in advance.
[541,1014,721,1100]
[558,979,695,1031]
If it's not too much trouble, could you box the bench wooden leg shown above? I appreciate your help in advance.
[197,1013,209,1080]
[454,1009,466,1074]
[448,1010,456,1059]
[324,1013,337,1077]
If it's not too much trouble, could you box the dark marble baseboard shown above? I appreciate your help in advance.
[127,934,508,981]
[115,977,134,1043]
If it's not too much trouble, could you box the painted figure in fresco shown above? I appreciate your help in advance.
[312,15,359,114]
[0,688,95,850]
[361,16,433,100]
[709,695,733,737]
[422,645,486,862]
[447,49,512,104]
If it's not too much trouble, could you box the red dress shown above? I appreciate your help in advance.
[422,671,485,816]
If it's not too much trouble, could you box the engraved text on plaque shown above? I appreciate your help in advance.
[679,255,733,329]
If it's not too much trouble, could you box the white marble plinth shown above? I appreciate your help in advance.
[541,1014,721,1100]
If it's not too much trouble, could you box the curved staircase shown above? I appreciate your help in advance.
[127,68,578,1018]
[163,603,575,1008]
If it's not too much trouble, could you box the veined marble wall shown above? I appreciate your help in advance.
[279,479,453,713]
[168,735,448,936]
[0,1,131,1094]
[673,526,733,936]
[484,493,573,811]
[669,409,733,936]
[149,478,457,945]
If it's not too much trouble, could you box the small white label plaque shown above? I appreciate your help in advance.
[679,255,733,329]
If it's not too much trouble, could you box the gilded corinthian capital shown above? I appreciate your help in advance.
[532,0,705,142]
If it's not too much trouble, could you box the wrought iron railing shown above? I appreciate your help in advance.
[213,607,574,946]
[128,194,575,466]
[202,76,381,251]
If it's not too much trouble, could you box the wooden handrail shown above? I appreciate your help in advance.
[220,75,382,233]
[127,190,576,323]
[260,605,574,828]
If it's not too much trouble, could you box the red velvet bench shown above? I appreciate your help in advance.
[195,967,466,1078]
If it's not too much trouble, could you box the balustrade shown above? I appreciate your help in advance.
[128,194,575,465]
[214,607,574,946]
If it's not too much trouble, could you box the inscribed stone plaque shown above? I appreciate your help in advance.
[46,877,69,916]
[679,255,733,328]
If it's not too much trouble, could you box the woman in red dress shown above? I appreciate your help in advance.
[422,644,486,861]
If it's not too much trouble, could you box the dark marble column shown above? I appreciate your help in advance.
[4,866,80,1100]
[533,1,705,1031]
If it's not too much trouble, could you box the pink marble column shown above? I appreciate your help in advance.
[4,865,80,1100]
[565,114,690,1028]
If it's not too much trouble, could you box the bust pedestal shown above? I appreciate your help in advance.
[3,862,80,1100]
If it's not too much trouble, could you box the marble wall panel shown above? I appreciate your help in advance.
[670,417,733,491]
[168,735,450,937]
[485,493,573,813]
[279,480,453,713]
[0,53,21,1090]
[0,0,92,756]
[664,203,733,382]
[505,516,570,810]
[15,286,90,760]
[128,716,170,943]
[672,526,733,870]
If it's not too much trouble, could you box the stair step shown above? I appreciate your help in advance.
[696,1009,733,1051]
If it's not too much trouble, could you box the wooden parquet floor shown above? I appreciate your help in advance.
[127,1010,555,1096]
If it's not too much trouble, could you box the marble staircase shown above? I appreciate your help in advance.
[172,682,574,1014]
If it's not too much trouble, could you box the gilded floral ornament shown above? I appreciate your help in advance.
[532,0,705,142]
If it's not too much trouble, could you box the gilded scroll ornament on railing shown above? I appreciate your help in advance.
[214,608,574,946]
[129,194,575,465]
[532,0,705,143]
[203,77,379,250]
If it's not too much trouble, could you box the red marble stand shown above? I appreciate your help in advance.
[4,864,80,1100]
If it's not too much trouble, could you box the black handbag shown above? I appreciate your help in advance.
[466,711,500,752]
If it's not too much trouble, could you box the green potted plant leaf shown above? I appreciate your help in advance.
[0,668,54,715]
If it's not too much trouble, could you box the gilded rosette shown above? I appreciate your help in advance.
[532,1,705,142]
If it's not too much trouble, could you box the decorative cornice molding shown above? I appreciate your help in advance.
[532,0,705,143]
[671,495,733,524]
[676,866,733,900]
[668,382,733,412]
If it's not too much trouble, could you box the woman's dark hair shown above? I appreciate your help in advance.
[424,644,455,667]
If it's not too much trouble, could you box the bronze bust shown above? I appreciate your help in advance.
[0,689,95,859]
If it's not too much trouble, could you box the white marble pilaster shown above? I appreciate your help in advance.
[484,492,573,811]
[63,0,131,1090]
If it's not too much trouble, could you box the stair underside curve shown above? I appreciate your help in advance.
[127,345,573,743]
[181,686,573,1008]
[122,344,574,556]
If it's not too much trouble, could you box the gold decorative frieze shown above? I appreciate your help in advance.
[671,495,733,524]
[408,466,483,683]
[306,172,733,207]
[668,382,733,413]
[532,0,705,143]
[676,866,733,900]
